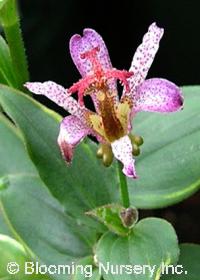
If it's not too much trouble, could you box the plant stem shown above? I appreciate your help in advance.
[0,0,29,89]
[117,161,130,208]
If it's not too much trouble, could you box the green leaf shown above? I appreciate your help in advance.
[0,85,118,228]
[0,114,92,280]
[0,234,28,279]
[0,205,12,236]
[162,243,200,280]
[87,204,138,236]
[96,218,179,280]
[0,234,54,279]
[72,256,101,280]
[129,86,200,208]
[0,35,17,87]
[0,178,91,280]
[0,0,17,26]
[0,0,8,10]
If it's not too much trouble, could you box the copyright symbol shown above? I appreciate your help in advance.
[7,262,20,274]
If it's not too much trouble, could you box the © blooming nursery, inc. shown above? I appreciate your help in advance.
[25,23,183,179]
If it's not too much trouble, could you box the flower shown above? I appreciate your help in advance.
[25,23,183,179]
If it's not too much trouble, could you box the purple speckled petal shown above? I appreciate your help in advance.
[24,81,90,119]
[134,78,183,113]
[111,136,137,179]
[70,28,112,77]
[57,116,91,163]
[122,23,164,99]
[25,81,67,107]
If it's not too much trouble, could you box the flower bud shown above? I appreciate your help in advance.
[132,144,140,156]
[120,207,138,228]
[96,145,103,158]
[102,153,113,167]
[132,135,144,146]
[97,144,114,167]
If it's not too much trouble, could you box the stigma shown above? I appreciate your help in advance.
[68,46,134,106]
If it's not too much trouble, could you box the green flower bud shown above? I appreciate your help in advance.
[102,152,113,167]
[97,144,114,167]
[132,135,144,146]
[132,144,140,156]
[120,207,138,228]
[96,145,103,158]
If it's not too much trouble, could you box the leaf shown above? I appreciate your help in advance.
[1,180,90,280]
[162,243,200,280]
[96,218,179,280]
[87,204,138,236]
[0,114,92,280]
[0,0,8,10]
[0,35,17,87]
[0,234,28,279]
[129,86,200,208]
[72,256,101,280]
[0,0,18,27]
[0,234,54,279]
[0,234,50,280]
[0,85,118,228]
[0,205,12,236]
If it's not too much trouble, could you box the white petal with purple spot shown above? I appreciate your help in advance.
[122,22,164,99]
[111,135,137,179]
[25,81,90,120]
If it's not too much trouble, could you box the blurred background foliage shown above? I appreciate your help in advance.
[12,0,200,243]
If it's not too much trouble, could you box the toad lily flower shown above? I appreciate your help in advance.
[25,23,183,179]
